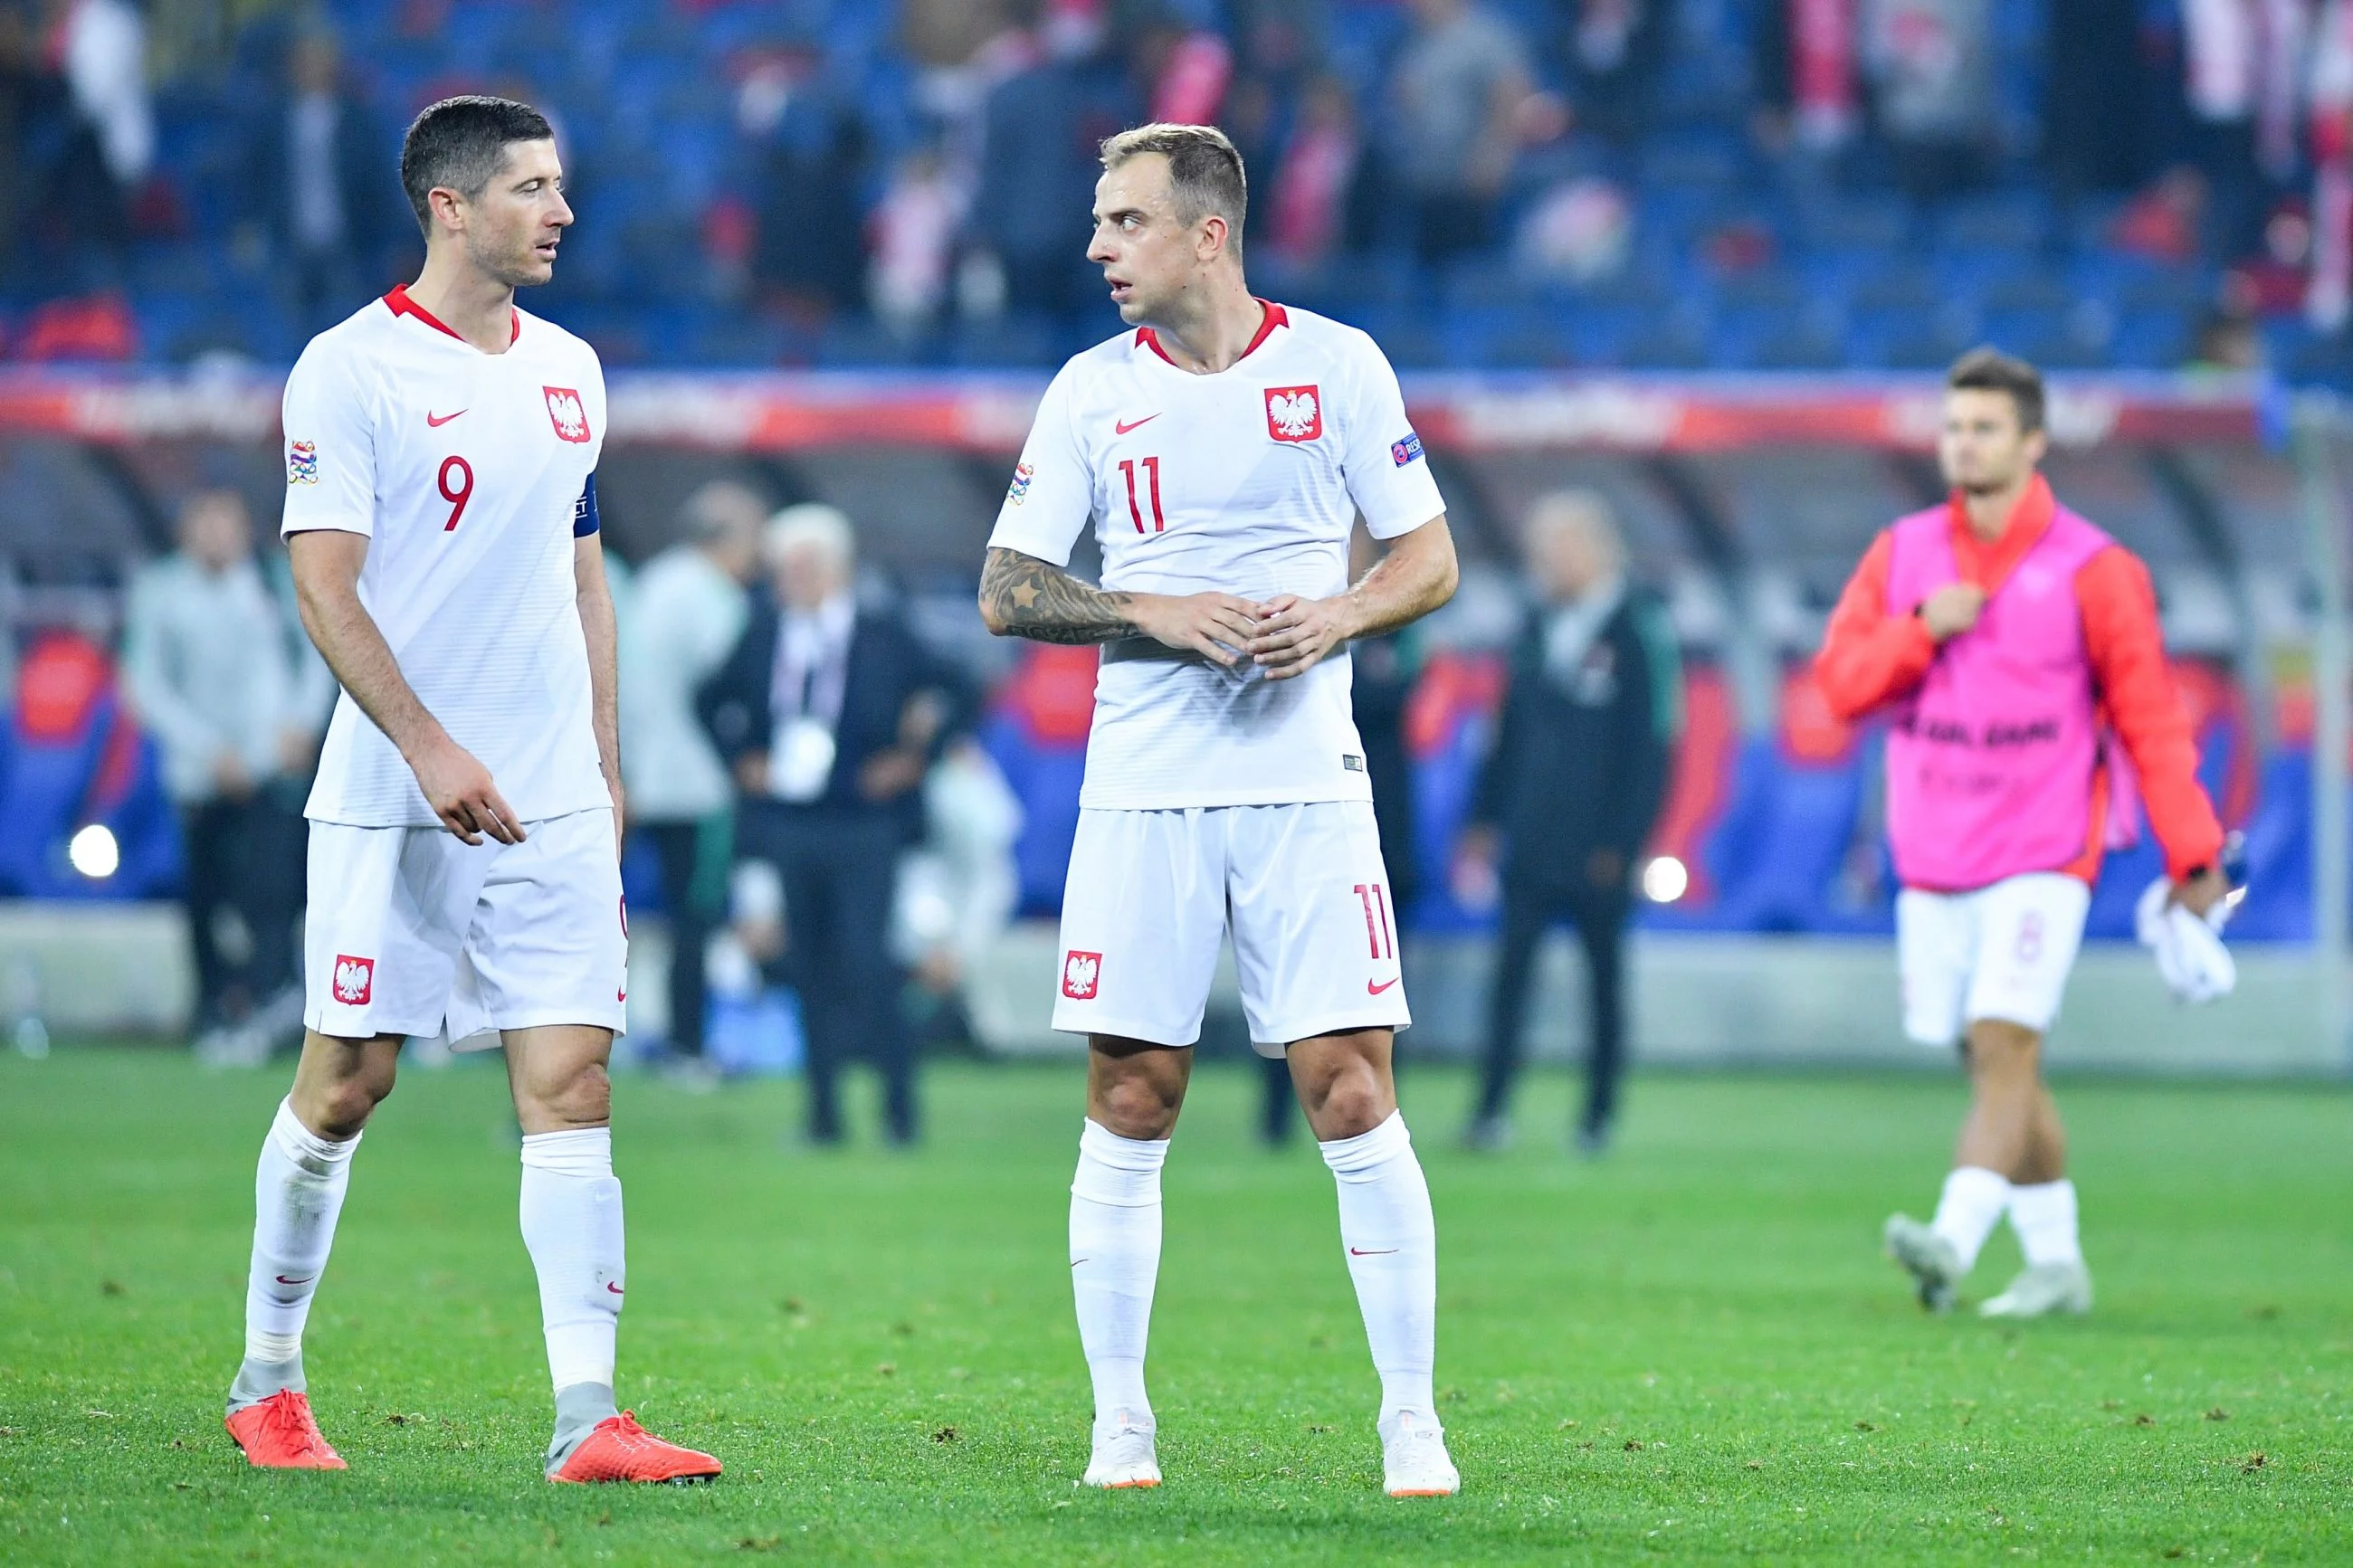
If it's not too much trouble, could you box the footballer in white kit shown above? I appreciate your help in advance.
[981,124,1462,1499]
[220,96,719,1486]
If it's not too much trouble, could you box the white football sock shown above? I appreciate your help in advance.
[2007,1179,2082,1268]
[1319,1112,1438,1438]
[240,1098,360,1382]
[1070,1119,1167,1435]
[519,1127,624,1398]
[1930,1165,2012,1272]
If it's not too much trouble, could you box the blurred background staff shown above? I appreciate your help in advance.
[619,479,765,1079]
[1460,490,1681,1155]
[699,504,972,1146]
[120,489,305,1063]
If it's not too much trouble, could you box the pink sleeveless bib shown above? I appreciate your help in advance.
[1881,502,2116,892]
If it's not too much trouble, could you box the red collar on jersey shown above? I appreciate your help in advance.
[384,284,521,347]
[1135,299,1288,366]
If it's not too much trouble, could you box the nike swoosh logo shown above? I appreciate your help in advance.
[274,1275,314,1286]
[1114,414,1161,434]
[605,1283,624,1296]
[426,409,467,427]
[1367,977,1401,994]
[1348,1248,1397,1257]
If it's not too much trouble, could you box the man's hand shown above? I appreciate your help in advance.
[1919,584,1986,643]
[1586,847,1625,891]
[1128,590,1264,668]
[734,753,770,796]
[213,751,255,800]
[858,746,927,802]
[409,733,523,845]
[2173,864,2230,920]
[275,727,318,777]
[1248,594,1361,681]
[1452,823,1501,912]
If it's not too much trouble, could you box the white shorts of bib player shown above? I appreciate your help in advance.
[1895,871,2090,1047]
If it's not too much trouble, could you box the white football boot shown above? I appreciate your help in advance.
[1081,1411,1160,1489]
[1883,1212,1964,1314]
[1979,1261,2093,1319]
[1381,1411,1459,1497]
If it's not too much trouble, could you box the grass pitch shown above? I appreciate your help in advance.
[1,1046,2348,1564]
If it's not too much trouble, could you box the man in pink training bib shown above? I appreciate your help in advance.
[1815,349,2229,1318]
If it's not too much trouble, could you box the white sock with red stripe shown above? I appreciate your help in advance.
[1070,1119,1167,1438]
[1319,1112,1438,1440]
[520,1127,624,1463]
[232,1098,359,1411]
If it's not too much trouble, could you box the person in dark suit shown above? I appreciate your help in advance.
[1459,490,1681,1155]
[698,505,970,1145]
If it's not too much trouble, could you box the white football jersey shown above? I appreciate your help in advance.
[986,303,1445,810]
[281,287,611,827]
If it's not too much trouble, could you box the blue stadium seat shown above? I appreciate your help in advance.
[0,690,177,900]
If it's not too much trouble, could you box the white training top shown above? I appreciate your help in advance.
[986,302,1445,810]
[281,286,611,827]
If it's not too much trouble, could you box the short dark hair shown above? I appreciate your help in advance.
[1099,122,1248,255]
[399,96,556,235]
[1947,347,2045,433]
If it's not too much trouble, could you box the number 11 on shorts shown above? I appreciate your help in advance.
[1353,883,1395,960]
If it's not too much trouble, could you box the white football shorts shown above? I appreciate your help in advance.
[1896,871,2091,1046]
[303,807,628,1045]
[1052,801,1409,1054]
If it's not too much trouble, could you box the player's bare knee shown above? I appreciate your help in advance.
[1313,1080,1388,1140]
[1092,1074,1179,1140]
[529,1060,612,1130]
[1964,1020,2040,1076]
[301,1073,390,1140]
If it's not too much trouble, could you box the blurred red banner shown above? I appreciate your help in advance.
[0,368,2268,452]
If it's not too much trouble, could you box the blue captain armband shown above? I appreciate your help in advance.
[573,472,601,537]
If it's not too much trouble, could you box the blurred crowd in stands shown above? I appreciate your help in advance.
[0,0,2349,377]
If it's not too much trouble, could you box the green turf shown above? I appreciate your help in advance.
[1,1046,2348,1564]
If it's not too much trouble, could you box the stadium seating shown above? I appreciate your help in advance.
[5,0,2347,387]
[0,632,179,900]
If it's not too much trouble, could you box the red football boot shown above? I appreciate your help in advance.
[547,1411,721,1485]
[224,1390,348,1470]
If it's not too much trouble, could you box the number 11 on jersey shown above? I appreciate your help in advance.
[1118,455,1164,534]
[1354,883,1395,960]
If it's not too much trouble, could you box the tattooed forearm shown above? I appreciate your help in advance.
[978,546,1141,644]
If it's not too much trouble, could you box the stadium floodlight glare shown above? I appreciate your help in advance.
[67,824,119,880]
[1642,855,1689,904]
